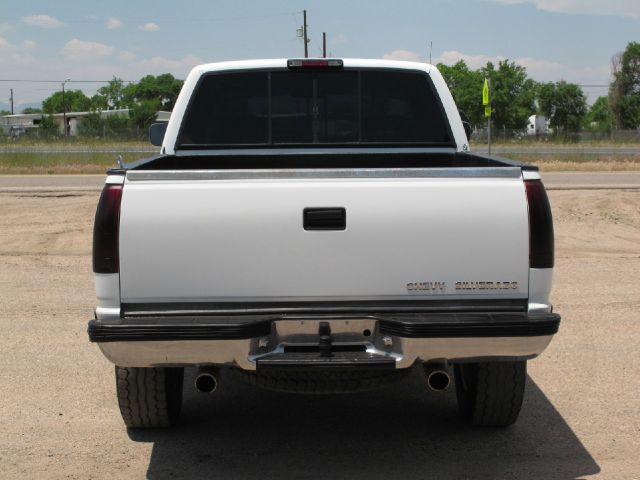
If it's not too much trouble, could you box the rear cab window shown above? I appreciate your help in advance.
[178,69,453,149]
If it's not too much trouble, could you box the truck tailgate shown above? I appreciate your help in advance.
[119,171,529,305]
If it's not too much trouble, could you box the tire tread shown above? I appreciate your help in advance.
[455,361,526,427]
[115,366,183,428]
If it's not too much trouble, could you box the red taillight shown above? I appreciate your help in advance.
[93,184,123,273]
[287,59,343,69]
[525,179,554,268]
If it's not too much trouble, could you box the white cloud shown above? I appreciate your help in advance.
[435,50,503,69]
[22,40,37,50]
[62,39,115,61]
[0,36,36,66]
[138,54,202,73]
[433,50,611,85]
[107,17,123,29]
[0,22,14,33]
[333,33,349,45]
[381,48,610,86]
[139,22,159,32]
[490,0,640,18]
[0,49,205,105]
[116,50,137,62]
[21,14,65,28]
[515,56,611,85]
[382,49,423,62]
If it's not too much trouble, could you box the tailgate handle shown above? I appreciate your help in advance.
[303,207,346,231]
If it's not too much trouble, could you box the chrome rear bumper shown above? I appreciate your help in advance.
[89,312,560,370]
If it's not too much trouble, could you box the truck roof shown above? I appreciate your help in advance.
[192,58,435,75]
[161,58,467,155]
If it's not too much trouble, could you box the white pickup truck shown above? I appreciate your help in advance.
[88,58,560,429]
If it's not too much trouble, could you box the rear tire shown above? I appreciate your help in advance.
[454,361,526,427]
[115,366,184,428]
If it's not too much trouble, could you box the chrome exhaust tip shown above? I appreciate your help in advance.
[427,370,451,391]
[194,367,218,394]
[423,363,451,391]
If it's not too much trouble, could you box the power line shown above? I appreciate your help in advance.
[0,79,136,83]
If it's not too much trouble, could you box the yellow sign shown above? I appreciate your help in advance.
[485,106,492,117]
[483,79,490,105]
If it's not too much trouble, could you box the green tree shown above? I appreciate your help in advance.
[481,60,537,130]
[21,107,42,114]
[609,42,640,129]
[128,74,183,110]
[0,110,11,116]
[438,60,485,126]
[42,90,92,114]
[116,73,183,128]
[94,77,128,109]
[537,81,587,133]
[129,99,161,129]
[39,114,58,136]
[90,94,109,111]
[583,96,611,131]
[78,111,133,137]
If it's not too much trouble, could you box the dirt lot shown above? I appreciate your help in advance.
[0,189,638,479]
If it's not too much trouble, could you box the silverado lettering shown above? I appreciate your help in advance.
[455,281,520,290]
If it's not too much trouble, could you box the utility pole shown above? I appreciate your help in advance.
[62,78,70,137]
[487,78,492,155]
[322,32,326,58]
[10,88,14,114]
[487,113,492,154]
[303,10,308,58]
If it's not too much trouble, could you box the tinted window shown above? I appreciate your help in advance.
[178,69,451,147]
[271,71,359,143]
[180,72,268,145]
[362,71,450,143]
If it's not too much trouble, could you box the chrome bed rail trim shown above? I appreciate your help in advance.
[126,167,523,181]
[174,147,458,156]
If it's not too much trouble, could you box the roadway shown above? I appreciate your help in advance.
[0,171,639,193]
[474,145,640,155]
[2,145,638,155]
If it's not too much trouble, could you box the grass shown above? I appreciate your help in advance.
[0,153,132,174]
[0,150,639,174]
[0,136,149,149]
[511,154,640,172]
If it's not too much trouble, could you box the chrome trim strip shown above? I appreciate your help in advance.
[126,167,522,181]
[522,170,542,181]
[120,298,529,316]
[105,174,125,185]
[174,147,458,156]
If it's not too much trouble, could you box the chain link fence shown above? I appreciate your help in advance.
[471,128,640,144]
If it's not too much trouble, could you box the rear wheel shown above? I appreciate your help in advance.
[115,366,184,428]
[454,361,526,427]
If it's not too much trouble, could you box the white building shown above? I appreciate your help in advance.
[526,115,550,136]
[1,109,169,137]
[0,113,43,137]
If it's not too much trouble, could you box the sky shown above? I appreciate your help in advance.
[1,0,639,111]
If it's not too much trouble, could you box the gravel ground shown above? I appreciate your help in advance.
[0,189,638,479]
